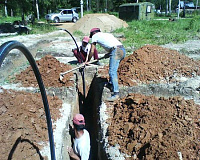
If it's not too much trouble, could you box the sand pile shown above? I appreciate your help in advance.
[118,45,200,86]
[0,89,62,160]
[14,55,74,87]
[72,13,128,34]
[107,93,199,159]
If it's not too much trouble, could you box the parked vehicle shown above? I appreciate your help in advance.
[45,8,79,23]
[178,1,195,8]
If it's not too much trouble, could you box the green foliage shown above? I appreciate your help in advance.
[108,12,119,17]
[188,16,200,31]
[30,23,57,34]
[115,18,200,49]
[0,16,21,23]
[1,0,199,19]
[73,30,84,36]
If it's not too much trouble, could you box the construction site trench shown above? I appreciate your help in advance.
[0,15,200,160]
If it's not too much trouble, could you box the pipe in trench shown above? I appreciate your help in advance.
[0,41,56,160]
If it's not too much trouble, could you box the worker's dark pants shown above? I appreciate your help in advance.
[73,48,98,63]
[109,46,126,93]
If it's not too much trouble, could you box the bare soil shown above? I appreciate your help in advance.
[107,94,199,159]
[118,45,200,86]
[0,14,200,160]
[13,55,74,87]
[0,88,63,160]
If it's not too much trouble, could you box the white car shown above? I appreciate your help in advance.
[45,8,79,23]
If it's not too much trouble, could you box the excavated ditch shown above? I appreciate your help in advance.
[0,40,200,160]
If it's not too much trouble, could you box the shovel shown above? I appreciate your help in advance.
[59,55,108,81]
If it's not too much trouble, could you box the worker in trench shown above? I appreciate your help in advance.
[67,114,91,160]
[88,28,126,101]
[72,36,99,64]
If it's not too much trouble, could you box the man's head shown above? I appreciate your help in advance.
[89,28,101,38]
[82,36,90,46]
[73,114,85,131]
[82,36,90,43]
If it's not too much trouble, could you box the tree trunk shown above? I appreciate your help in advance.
[183,0,186,17]
[4,0,8,17]
[165,0,168,16]
[86,0,89,11]
[80,0,83,17]
[105,0,108,12]
[89,0,91,10]
[196,0,199,9]
[36,0,40,20]
[96,0,99,12]
[169,0,171,14]
[11,9,13,17]
[177,0,180,19]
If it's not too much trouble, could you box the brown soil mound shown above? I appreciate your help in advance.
[0,88,62,160]
[14,55,74,87]
[118,45,200,86]
[72,13,128,34]
[107,93,199,159]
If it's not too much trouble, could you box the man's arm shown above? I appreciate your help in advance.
[88,43,96,61]
[84,44,91,63]
[67,146,80,160]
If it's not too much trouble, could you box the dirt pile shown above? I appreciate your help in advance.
[0,88,62,160]
[14,55,74,87]
[107,93,199,159]
[118,45,200,86]
[72,13,128,34]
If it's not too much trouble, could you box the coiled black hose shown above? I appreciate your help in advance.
[0,41,56,160]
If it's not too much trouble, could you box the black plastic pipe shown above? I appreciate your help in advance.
[0,41,56,160]
[61,29,80,58]
[61,29,86,98]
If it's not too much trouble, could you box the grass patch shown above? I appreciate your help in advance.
[0,16,21,23]
[29,22,57,34]
[114,16,200,49]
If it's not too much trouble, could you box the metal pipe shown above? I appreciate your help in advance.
[0,41,56,160]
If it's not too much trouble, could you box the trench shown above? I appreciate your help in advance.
[79,74,108,160]
[74,68,200,160]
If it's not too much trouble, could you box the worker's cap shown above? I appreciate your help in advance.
[73,114,85,125]
[82,36,90,43]
[89,28,101,38]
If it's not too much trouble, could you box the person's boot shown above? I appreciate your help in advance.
[104,82,113,92]
[106,92,119,102]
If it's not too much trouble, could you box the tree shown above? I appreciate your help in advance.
[4,0,7,17]
[169,0,172,14]
[35,0,39,20]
